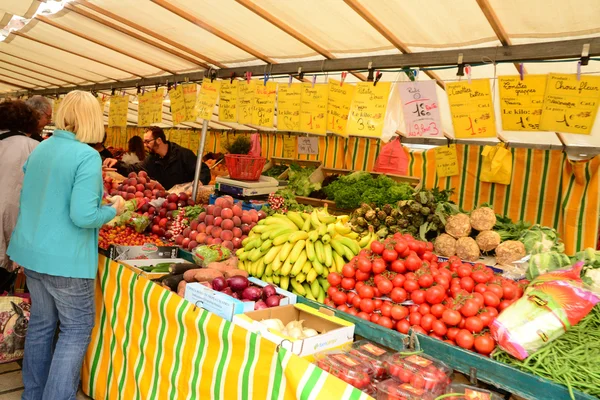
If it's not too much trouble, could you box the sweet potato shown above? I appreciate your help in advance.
[223,269,249,279]
[177,280,187,297]
[206,261,236,272]
[183,268,204,282]
[193,268,224,283]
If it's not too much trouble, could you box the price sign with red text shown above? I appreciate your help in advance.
[446,79,496,138]
[399,80,442,137]
[252,81,277,128]
[300,83,328,135]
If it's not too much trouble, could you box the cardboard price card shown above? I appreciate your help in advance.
[219,80,238,122]
[446,80,496,138]
[282,134,296,158]
[168,85,187,126]
[195,80,220,121]
[252,81,277,128]
[435,144,459,177]
[238,80,256,124]
[182,83,198,121]
[327,79,355,137]
[499,75,547,131]
[297,136,319,155]
[108,95,129,127]
[399,80,443,137]
[277,83,302,131]
[138,89,164,126]
[347,82,391,138]
[300,83,328,135]
[539,73,600,135]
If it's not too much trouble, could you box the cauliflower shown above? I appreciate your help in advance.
[583,268,600,295]
[495,240,526,265]
[434,234,457,257]
[476,230,501,252]
[456,237,480,262]
[470,207,496,231]
[445,214,472,238]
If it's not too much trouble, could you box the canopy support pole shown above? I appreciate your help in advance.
[192,119,209,202]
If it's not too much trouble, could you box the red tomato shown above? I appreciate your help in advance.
[472,292,485,307]
[422,251,435,262]
[381,303,393,318]
[382,248,399,263]
[420,313,437,331]
[483,291,500,307]
[474,334,495,355]
[351,295,362,309]
[370,313,381,324]
[442,309,462,326]
[498,299,513,312]
[355,270,371,282]
[455,329,475,350]
[431,320,448,336]
[478,311,493,327]
[457,264,473,278]
[502,283,518,300]
[486,284,504,299]
[391,305,409,321]
[411,290,426,304]
[465,316,484,333]
[357,312,371,321]
[446,327,460,341]
[373,275,384,285]
[430,303,446,318]
[327,286,338,298]
[390,260,406,274]
[370,241,384,255]
[372,259,387,274]
[409,305,420,314]
[374,299,383,310]
[411,375,425,389]
[392,274,406,288]
[407,240,420,252]
[458,318,466,329]
[394,241,408,255]
[358,285,375,299]
[390,287,408,303]
[405,255,422,271]
[460,276,475,292]
[409,312,422,326]
[342,264,356,278]
[341,278,356,291]
[397,368,413,383]
[378,316,394,329]
[418,303,431,315]
[332,291,347,306]
[475,283,488,294]
[411,326,427,335]
[403,279,420,293]
[471,270,489,284]
[347,308,358,316]
[396,319,411,334]
[357,257,372,273]
[416,242,427,257]
[434,275,450,289]
[337,304,349,312]
[418,274,434,288]
[460,299,481,317]
[425,286,446,305]
[405,272,417,281]
[377,278,394,295]
[451,277,461,286]
[360,298,375,314]
[450,284,464,298]
[327,272,342,287]
[486,307,499,318]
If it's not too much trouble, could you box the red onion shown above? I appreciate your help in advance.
[231,292,240,299]
[221,287,233,296]
[242,286,263,301]
[227,276,249,292]
[254,300,268,310]
[262,285,277,300]
[212,276,227,292]
[265,295,281,308]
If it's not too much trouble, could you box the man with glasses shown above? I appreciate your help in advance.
[25,96,53,142]
[103,126,211,190]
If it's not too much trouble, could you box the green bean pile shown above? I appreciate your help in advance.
[492,306,600,399]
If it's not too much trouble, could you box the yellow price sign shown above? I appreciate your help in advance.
[446,80,496,138]
[252,81,277,128]
[182,83,198,121]
[168,85,187,126]
[238,80,256,124]
[300,83,328,135]
[327,79,354,136]
[219,80,238,122]
[189,131,200,153]
[499,75,547,131]
[277,83,302,131]
[282,134,296,158]
[435,144,459,177]
[347,82,391,138]
[138,89,164,126]
[196,80,220,121]
[218,131,229,152]
[179,131,190,149]
[170,129,182,145]
[108,95,129,127]
[539,73,600,134]
[119,127,127,150]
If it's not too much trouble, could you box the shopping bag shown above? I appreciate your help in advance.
[0,297,30,363]
[249,133,261,157]
[373,137,409,175]
[480,143,512,185]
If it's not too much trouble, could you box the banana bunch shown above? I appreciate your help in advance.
[235,209,376,303]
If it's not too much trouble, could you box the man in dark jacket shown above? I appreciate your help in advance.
[103,126,210,190]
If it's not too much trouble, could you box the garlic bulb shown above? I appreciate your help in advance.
[302,328,318,338]
[261,318,285,332]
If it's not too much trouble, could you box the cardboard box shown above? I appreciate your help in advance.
[124,258,191,279]
[108,244,178,261]
[184,278,297,321]
[232,303,355,359]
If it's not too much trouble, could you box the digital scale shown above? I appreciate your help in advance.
[215,176,281,199]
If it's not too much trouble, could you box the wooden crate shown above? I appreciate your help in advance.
[262,158,322,180]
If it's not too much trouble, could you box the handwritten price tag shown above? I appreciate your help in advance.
[539,73,600,135]
[252,81,277,128]
[435,144,459,177]
[189,131,200,153]
[170,129,182,145]
[138,88,164,126]
[238,80,256,124]
[446,80,496,138]
[182,83,198,121]
[297,136,319,155]
[399,80,442,137]
[277,83,302,131]
[195,80,220,121]
[327,79,354,136]
[282,134,296,158]
[119,128,127,149]
[347,82,391,138]
[180,131,190,149]
[499,75,547,131]
[219,80,238,122]
[169,85,187,126]
[300,83,328,135]
[108,95,129,127]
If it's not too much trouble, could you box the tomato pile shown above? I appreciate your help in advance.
[99,226,169,249]
[324,233,528,356]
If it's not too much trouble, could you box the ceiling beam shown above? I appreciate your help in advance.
[13,31,139,80]
[3,36,600,98]
[36,15,176,74]
[0,79,29,90]
[74,1,226,69]
[235,0,366,81]
[65,3,211,70]
[0,61,73,86]
[343,0,445,88]
[0,59,78,85]
[0,73,43,88]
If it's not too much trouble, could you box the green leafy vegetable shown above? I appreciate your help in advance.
[494,214,531,241]
[526,251,572,280]
[263,164,288,178]
[520,225,564,254]
[286,164,320,196]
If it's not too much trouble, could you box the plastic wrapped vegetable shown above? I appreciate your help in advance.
[525,251,572,280]
[130,214,151,233]
[192,244,231,266]
[491,263,600,360]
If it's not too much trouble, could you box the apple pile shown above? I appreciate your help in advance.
[174,196,266,252]
[106,171,166,201]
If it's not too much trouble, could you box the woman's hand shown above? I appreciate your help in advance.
[108,195,126,215]
[103,158,118,168]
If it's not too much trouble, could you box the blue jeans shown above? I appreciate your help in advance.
[22,269,95,400]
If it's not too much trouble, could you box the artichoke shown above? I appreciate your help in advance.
[376,227,389,238]
[357,217,367,227]
[365,210,376,221]
[398,219,409,228]
[383,204,393,215]
[389,225,400,234]
[385,216,396,226]
[420,207,431,216]
[407,226,418,235]
[390,209,400,219]
[377,210,387,221]
[410,202,422,213]
[355,208,366,217]
[372,219,381,228]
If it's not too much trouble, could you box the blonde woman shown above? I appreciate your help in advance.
[8,91,124,400]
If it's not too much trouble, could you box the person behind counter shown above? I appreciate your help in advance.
[90,132,113,160]
[103,126,211,190]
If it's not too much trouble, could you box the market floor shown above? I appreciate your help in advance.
[0,362,90,399]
